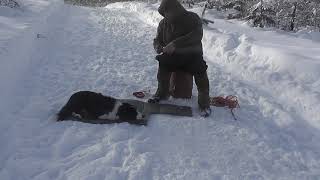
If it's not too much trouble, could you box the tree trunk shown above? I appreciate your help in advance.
[290,2,297,31]
[260,0,264,28]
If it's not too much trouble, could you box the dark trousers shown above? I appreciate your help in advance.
[155,53,210,109]
[156,53,208,74]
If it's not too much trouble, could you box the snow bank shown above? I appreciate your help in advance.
[201,18,320,129]
[0,0,53,37]
[105,2,162,27]
[295,28,320,42]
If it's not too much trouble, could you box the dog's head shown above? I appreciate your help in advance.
[116,103,139,120]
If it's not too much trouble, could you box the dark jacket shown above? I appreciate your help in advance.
[153,0,203,55]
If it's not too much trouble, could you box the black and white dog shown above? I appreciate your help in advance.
[57,91,146,125]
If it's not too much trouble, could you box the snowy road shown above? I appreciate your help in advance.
[0,1,320,179]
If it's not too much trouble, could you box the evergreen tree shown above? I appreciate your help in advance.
[0,0,19,8]
[184,0,320,31]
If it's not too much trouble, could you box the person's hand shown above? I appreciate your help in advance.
[156,46,163,54]
[163,42,175,55]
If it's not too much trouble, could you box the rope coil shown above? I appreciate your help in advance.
[210,95,240,120]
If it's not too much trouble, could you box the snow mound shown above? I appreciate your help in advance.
[106,2,162,27]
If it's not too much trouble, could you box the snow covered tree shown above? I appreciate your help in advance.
[245,0,276,28]
[185,0,320,31]
[204,0,224,10]
[295,0,320,30]
[0,0,19,8]
[182,0,195,8]
[272,0,291,30]
[221,0,247,19]
[313,4,320,30]
[273,0,320,31]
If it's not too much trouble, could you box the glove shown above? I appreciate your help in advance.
[163,42,175,55]
[155,46,163,54]
[153,39,164,54]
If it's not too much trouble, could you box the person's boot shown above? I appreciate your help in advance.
[148,65,171,103]
[194,71,211,117]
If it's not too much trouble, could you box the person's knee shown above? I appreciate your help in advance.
[194,71,209,85]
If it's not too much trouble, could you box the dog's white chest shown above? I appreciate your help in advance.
[98,101,122,120]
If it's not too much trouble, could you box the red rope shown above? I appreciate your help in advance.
[210,95,240,120]
[133,91,146,98]
[133,90,151,99]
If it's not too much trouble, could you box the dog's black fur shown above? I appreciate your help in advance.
[57,91,145,125]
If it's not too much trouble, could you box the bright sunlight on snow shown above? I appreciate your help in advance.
[0,0,320,179]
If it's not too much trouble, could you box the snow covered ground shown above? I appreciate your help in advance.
[0,1,320,179]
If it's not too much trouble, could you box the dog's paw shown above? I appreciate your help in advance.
[136,112,146,120]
